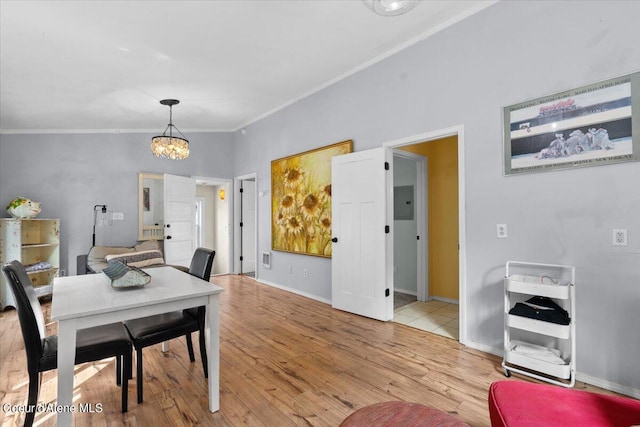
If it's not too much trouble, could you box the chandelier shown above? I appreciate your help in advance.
[362,0,419,16]
[151,99,189,160]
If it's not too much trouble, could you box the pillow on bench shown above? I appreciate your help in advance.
[86,240,164,273]
[105,250,165,268]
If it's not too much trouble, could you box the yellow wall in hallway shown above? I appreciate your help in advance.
[400,136,459,300]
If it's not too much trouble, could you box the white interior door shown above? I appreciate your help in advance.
[164,173,196,268]
[331,147,393,321]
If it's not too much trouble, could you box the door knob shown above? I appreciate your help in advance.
[166,224,171,228]
[166,235,172,240]
[331,237,338,243]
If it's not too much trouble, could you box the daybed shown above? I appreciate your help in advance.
[77,240,187,274]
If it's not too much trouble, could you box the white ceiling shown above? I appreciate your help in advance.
[0,0,496,133]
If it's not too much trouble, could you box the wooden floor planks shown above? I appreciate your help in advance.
[0,274,617,426]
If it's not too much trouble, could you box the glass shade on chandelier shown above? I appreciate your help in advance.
[362,0,419,16]
[151,99,190,160]
[151,135,189,160]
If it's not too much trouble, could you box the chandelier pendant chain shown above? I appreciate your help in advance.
[151,99,190,160]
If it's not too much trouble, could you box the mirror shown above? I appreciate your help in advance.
[138,173,165,240]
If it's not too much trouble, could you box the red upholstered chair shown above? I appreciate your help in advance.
[488,380,640,427]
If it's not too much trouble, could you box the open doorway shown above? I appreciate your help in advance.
[392,151,425,310]
[193,177,232,276]
[387,129,464,342]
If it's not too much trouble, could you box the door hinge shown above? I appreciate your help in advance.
[385,288,390,297]
[240,188,244,193]
[240,256,243,261]
[240,222,243,227]
[384,161,390,170]
[385,225,390,233]
[417,235,420,240]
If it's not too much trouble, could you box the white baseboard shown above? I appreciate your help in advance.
[394,288,417,296]
[576,372,640,399]
[462,340,503,358]
[463,342,640,399]
[256,278,332,305]
[429,295,459,305]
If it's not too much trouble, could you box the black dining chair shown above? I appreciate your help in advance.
[1,260,132,427]
[123,248,215,403]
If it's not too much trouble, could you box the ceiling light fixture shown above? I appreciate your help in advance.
[151,99,189,160]
[362,0,419,16]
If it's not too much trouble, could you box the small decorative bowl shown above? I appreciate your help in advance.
[102,261,151,289]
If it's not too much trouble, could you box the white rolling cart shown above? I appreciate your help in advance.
[502,261,576,387]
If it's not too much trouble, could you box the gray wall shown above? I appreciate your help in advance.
[0,132,233,275]
[231,1,640,394]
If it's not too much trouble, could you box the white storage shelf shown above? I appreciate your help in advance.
[502,261,576,388]
[0,218,60,310]
[506,314,571,339]
[506,276,570,299]
[505,341,571,379]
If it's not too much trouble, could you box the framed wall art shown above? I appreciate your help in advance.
[504,71,640,175]
[271,140,353,257]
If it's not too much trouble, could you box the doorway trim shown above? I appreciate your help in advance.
[392,150,428,302]
[195,196,206,248]
[233,172,258,277]
[383,125,467,344]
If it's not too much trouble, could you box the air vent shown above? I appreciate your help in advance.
[262,251,271,269]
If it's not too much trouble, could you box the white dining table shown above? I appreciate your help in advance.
[50,266,224,426]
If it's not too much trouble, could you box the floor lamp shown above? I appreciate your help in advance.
[92,204,109,246]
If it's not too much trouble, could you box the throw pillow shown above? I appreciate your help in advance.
[105,250,165,268]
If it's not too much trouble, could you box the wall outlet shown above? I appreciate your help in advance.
[112,212,124,220]
[303,268,309,278]
[497,224,508,238]
[613,229,628,246]
[59,269,66,277]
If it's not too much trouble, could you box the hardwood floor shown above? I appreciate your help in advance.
[0,275,613,426]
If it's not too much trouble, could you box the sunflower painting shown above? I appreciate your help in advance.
[271,140,353,257]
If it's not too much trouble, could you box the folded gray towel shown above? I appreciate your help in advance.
[25,261,52,272]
